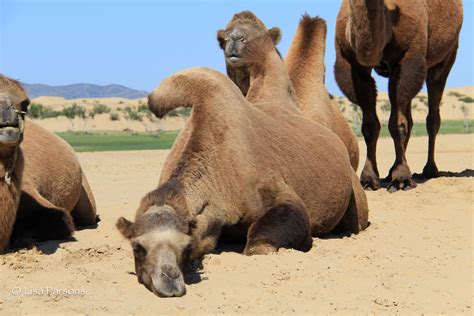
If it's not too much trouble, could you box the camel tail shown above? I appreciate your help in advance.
[147,67,242,119]
[285,14,327,85]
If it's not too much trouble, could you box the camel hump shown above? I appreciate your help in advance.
[147,67,244,119]
[285,14,327,84]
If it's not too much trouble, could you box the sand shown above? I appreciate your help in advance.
[0,134,472,314]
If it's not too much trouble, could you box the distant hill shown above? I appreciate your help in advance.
[22,82,149,99]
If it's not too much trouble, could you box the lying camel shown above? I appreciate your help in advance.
[335,0,463,191]
[0,75,97,253]
[117,66,368,297]
[217,11,359,170]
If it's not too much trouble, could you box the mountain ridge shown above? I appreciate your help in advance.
[22,82,149,99]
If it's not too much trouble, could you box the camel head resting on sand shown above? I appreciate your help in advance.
[0,76,29,162]
[117,205,192,297]
[217,10,281,96]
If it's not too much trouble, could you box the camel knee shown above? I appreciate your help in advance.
[245,203,312,254]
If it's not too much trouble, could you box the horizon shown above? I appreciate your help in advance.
[1,0,473,96]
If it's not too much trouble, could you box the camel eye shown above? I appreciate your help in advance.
[20,100,30,113]
[133,243,147,258]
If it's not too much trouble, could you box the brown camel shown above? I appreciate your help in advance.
[217,11,359,170]
[0,75,98,253]
[335,0,463,191]
[117,66,369,297]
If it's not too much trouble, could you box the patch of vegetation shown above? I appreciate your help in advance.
[92,104,111,115]
[166,107,191,118]
[27,103,62,119]
[123,106,142,121]
[56,130,179,152]
[109,112,120,121]
[363,120,472,138]
[447,91,464,98]
[459,96,474,103]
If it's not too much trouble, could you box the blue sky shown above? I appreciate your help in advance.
[1,0,472,95]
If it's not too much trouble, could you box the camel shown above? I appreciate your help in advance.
[0,75,98,253]
[335,0,463,191]
[217,11,359,170]
[117,66,369,297]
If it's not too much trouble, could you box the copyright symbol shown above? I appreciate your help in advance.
[11,287,22,296]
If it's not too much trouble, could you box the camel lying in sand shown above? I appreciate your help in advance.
[117,66,368,297]
[335,0,463,191]
[0,75,97,253]
[217,11,359,170]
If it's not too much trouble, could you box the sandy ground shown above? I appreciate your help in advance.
[0,134,472,314]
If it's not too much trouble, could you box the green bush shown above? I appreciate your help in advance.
[92,104,111,115]
[448,91,463,98]
[63,104,86,119]
[109,112,120,121]
[459,96,474,103]
[27,103,62,119]
[123,106,142,121]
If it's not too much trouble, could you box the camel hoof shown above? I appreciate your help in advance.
[387,178,417,193]
[360,175,381,191]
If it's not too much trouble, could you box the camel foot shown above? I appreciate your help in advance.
[422,163,440,179]
[360,173,381,191]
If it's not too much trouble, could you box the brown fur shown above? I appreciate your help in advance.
[218,12,359,170]
[285,15,359,170]
[0,75,98,252]
[335,0,463,191]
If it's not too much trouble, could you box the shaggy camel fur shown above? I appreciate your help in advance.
[217,11,359,170]
[117,67,368,297]
[335,0,463,191]
[0,75,97,253]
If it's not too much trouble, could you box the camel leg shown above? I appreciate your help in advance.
[333,173,369,235]
[244,203,312,256]
[423,46,458,178]
[386,49,427,192]
[71,173,98,227]
[335,47,380,190]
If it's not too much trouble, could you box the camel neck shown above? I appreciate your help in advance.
[246,51,298,107]
[348,0,392,66]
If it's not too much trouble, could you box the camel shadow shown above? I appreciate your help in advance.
[377,169,474,188]
[413,168,474,183]
[8,236,77,255]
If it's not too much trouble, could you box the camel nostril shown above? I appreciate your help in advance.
[161,264,180,280]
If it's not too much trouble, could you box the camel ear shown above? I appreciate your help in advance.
[217,29,227,49]
[269,27,281,45]
[116,217,134,239]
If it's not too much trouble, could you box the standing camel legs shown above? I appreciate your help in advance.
[386,47,427,192]
[423,45,459,178]
[335,48,380,190]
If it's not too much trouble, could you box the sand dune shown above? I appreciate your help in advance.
[0,134,472,314]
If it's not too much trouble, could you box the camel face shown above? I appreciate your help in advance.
[0,76,29,150]
[116,205,191,297]
[217,11,281,69]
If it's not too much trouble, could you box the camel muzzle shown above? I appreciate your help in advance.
[0,101,25,146]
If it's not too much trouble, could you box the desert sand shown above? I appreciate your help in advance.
[0,134,472,314]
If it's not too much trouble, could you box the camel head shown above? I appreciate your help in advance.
[217,11,281,95]
[116,205,192,297]
[0,75,29,155]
